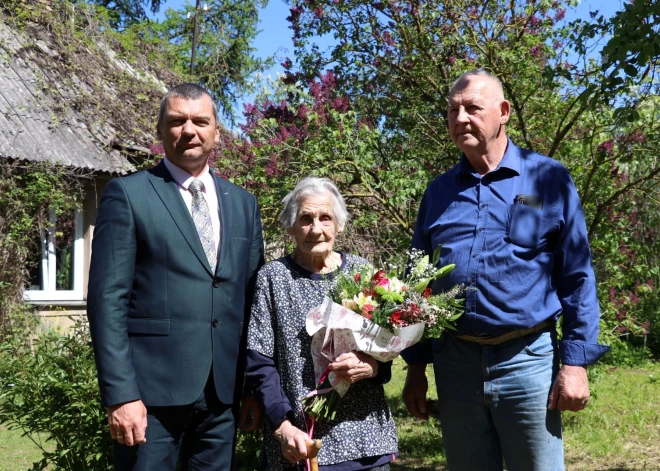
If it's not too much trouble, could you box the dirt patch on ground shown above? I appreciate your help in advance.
[567,441,660,470]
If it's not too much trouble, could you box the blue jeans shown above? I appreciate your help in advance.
[433,331,564,471]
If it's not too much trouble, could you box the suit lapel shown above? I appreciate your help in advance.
[148,162,213,275]
[213,173,233,275]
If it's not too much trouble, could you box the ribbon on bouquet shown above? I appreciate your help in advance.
[303,366,335,401]
[300,366,332,471]
[302,297,424,471]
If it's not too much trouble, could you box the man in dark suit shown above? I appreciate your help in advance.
[87,83,264,470]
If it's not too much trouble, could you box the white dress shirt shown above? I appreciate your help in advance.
[163,157,221,253]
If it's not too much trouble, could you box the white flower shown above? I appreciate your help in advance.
[354,292,378,309]
[389,277,406,293]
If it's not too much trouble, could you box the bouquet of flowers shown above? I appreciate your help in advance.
[302,248,463,421]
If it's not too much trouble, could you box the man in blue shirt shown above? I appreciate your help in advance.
[401,70,609,470]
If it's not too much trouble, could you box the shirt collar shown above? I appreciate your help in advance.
[163,156,215,193]
[455,137,520,178]
[496,138,521,175]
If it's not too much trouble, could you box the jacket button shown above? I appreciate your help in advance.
[213,280,219,288]
[212,320,219,328]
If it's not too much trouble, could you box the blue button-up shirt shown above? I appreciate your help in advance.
[402,140,609,366]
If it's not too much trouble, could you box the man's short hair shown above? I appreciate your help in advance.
[158,83,218,127]
[449,69,505,102]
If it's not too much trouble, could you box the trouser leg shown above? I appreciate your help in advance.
[433,336,504,471]
[488,332,564,471]
[113,405,189,471]
[114,372,236,471]
[180,372,237,471]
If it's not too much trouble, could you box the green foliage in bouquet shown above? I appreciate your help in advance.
[331,248,464,339]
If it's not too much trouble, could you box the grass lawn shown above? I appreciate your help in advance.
[2,360,659,470]
[0,424,51,471]
[384,358,660,471]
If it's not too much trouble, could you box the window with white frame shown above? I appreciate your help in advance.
[24,208,84,302]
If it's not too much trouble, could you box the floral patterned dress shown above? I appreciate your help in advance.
[247,253,398,470]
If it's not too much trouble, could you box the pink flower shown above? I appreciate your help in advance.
[377,278,391,290]
[362,304,374,320]
[598,139,615,156]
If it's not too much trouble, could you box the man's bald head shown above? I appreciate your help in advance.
[446,69,511,173]
[449,69,505,103]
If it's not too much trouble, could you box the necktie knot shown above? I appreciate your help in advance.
[189,179,204,197]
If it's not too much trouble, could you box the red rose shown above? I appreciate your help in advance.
[389,310,403,326]
[354,272,361,282]
[371,270,387,284]
[422,287,432,298]
[362,304,374,320]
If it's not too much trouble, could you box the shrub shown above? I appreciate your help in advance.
[0,318,266,470]
[0,319,112,471]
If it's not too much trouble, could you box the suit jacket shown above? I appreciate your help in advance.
[87,162,264,408]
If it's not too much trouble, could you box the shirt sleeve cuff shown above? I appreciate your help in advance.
[559,340,610,366]
[368,360,392,385]
[401,339,433,365]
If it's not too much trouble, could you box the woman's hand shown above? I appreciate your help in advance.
[274,420,313,464]
[329,351,378,384]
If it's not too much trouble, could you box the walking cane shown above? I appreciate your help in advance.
[307,439,322,471]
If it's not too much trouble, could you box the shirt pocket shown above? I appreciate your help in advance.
[506,203,555,249]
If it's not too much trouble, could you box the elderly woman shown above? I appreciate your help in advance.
[246,177,398,470]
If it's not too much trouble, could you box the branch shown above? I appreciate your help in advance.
[588,165,660,237]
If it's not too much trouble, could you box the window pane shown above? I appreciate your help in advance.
[56,210,75,291]
[27,233,44,291]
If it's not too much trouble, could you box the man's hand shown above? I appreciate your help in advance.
[107,399,147,446]
[238,394,264,432]
[329,351,377,384]
[548,365,590,412]
[274,420,313,464]
[402,364,430,420]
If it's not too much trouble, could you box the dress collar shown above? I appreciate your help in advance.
[286,252,347,281]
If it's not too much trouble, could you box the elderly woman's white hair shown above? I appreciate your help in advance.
[278,177,349,230]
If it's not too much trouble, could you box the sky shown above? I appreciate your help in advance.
[150,0,628,126]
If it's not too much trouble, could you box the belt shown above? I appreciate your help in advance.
[455,320,555,346]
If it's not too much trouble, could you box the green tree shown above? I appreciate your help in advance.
[78,0,165,28]
[220,0,660,357]
[155,0,272,120]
